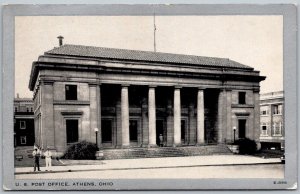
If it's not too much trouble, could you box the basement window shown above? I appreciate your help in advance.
[65,85,77,100]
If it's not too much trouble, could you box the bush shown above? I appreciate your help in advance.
[61,141,98,160]
[236,138,257,155]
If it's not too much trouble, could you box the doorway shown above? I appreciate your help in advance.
[156,120,164,145]
[238,119,246,139]
[101,119,112,143]
[181,120,187,144]
[129,120,138,142]
[66,119,78,144]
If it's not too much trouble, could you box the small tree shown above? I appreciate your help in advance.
[236,138,257,155]
[62,141,98,160]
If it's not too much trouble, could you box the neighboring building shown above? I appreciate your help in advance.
[28,43,265,152]
[259,91,284,149]
[14,96,35,146]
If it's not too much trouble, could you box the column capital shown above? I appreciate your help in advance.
[174,86,182,89]
[197,87,206,90]
[148,85,157,88]
[88,83,101,87]
[121,84,130,87]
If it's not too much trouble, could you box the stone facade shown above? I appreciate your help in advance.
[28,44,265,152]
[259,91,284,149]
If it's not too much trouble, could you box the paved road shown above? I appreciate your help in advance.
[16,164,284,179]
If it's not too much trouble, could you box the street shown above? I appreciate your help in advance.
[16,164,284,179]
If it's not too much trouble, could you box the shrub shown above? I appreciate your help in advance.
[61,141,98,160]
[236,138,257,155]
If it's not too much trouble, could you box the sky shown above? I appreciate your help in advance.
[15,16,283,98]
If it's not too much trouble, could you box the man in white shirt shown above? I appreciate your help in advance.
[32,148,41,171]
[44,147,52,171]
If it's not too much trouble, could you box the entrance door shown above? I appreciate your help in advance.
[181,120,186,144]
[101,119,112,143]
[129,120,138,142]
[66,119,78,143]
[156,120,164,145]
[238,119,246,139]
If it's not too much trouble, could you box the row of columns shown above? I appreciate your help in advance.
[119,85,205,147]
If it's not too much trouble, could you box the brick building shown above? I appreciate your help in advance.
[28,44,265,152]
[14,96,35,146]
[259,91,284,149]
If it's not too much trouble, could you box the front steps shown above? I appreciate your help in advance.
[101,144,232,160]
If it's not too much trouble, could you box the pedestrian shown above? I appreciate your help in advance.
[159,134,164,147]
[33,143,38,150]
[44,147,52,171]
[32,147,41,171]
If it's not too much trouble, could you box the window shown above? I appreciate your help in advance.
[20,136,27,144]
[14,107,18,112]
[65,85,77,100]
[280,122,283,133]
[20,121,26,129]
[66,119,79,143]
[30,107,34,112]
[238,92,246,104]
[273,104,282,115]
[260,106,269,115]
[261,123,268,135]
[273,123,281,136]
[278,105,282,114]
[26,108,29,112]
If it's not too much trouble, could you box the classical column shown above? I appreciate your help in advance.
[166,99,173,146]
[141,98,149,147]
[148,86,156,146]
[97,85,102,148]
[197,89,205,145]
[121,85,130,147]
[173,87,181,146]
[217,89,226,143]
[225,89,232,143]
[253,90,260,141]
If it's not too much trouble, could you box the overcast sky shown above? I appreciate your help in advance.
[15,16,283,98]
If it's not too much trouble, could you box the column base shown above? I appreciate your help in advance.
[195,143,206,146]
[115,145,131,149]
[147,144,158,148]
[172,143,181,147]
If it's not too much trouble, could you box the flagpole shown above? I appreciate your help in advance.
[153,11,156,52]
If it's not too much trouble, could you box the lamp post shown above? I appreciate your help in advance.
[233,126,236,143]
[94,128,99,150]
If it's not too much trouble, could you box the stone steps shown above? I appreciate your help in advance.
[102,145,232,160]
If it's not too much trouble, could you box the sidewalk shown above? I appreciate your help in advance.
[15,154,281,175]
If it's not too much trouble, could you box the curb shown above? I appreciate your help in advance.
[15,162,282,175]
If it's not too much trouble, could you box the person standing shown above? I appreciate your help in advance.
[44,147,52,171]
[159,134,164,147]
[32,148,41,171]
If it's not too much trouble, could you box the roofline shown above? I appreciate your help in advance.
[29,60,265,91]
[45,44,255,70]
